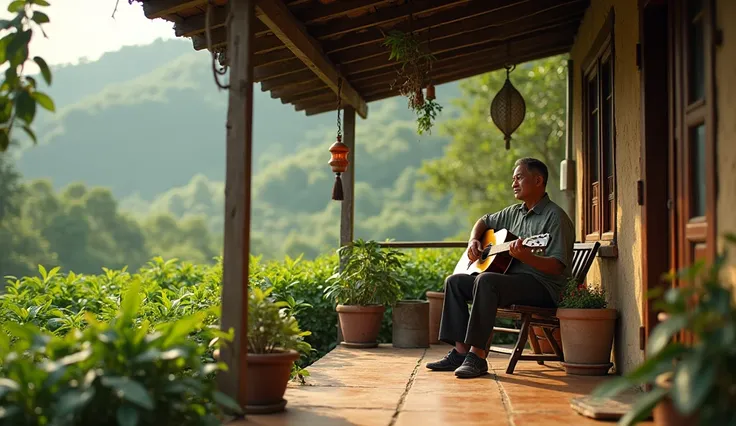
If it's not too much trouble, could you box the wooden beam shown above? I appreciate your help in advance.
[286,28,575,107]
[340,20,580,75]
[253,48,295,67]
[340,106,356,248]
[193,27,285,53]
[280,87,334,104]
[219,0,254,408]
[322,0,536,53]
[309,0,473,40]
[275,25,576,98]
[270,83,328,99]
[254,58,305,81]
[329,3,586,63]
[364,45,571,101]
[294,0,391,24]
[255,0,368,118]
[294,92,341,111]
[303,44,570,116]
[174,5,270,38]
[259,68,320,91]
[142,0,204,19]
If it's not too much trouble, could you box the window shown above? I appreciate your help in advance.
[582,12,616,242]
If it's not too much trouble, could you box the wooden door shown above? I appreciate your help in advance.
[668,0,717,341]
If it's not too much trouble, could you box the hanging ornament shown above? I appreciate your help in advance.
[490,64,526,150]
[328,78,349,201]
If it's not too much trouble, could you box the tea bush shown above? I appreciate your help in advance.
[1,247,518,367]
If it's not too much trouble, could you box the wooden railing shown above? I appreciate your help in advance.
[376,241,467,249]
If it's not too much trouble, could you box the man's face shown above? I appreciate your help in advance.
[511,165,541,200]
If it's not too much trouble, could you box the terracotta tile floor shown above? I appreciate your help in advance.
[236,344,653,426]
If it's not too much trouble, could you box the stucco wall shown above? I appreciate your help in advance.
[715,0,736,289]
[570,0,644,374]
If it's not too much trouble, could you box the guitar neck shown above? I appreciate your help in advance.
[488,241,514,256]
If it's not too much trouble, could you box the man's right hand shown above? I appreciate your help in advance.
[468,238,482,261]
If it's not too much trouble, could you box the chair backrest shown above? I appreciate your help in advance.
[570,242,600,283]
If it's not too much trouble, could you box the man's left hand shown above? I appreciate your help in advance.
[509,238,534,262]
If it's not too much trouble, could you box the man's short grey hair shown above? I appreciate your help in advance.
[514,158,548,186]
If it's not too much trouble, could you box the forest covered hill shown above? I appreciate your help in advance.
[2,37,569,277]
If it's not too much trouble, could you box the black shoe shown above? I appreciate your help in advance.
[454,352,489,378]
[425,348,466,371]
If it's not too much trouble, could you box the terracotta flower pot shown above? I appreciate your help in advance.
[245,349,300,414]
[426,291,445,344]
[336,304,385,348]
[532,325,562,354]
[556,308,617,375]
[652,372,699,426]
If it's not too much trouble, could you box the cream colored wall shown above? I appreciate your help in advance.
[715,0,736,289]
[570,0,644,374]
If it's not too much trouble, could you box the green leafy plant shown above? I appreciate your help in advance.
[1,0,56,151]
[558,278,608,309]
[592,234,736,426]
[0,279,241,426]
[382,29,442,134]
[324,239,405,306]
[247,284,312,355]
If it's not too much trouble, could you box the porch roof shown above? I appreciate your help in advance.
[134,0,588,119]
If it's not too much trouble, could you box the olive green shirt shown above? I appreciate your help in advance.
[480,193,575,305]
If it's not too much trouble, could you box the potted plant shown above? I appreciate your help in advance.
[426,285,445,344]
[324,239,404,348]
[592,234,736,426]
[556,278,617,375]
[382,29,443,135]
[245,284,312,414]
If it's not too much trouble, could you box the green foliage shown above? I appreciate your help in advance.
[0,155,220,280]
[1,0,55,151]
[419,55,569,223]
[246,285,312,355]
[592,234,736,426]
[558,278,608,309]
[0,279,241,426]
[382,29,442,134]
[324,240,405,307]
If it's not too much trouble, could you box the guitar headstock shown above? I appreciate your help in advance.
[522,233,550,249]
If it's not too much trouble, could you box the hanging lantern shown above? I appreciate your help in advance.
[329,135,349,200]
[328,78,349,201]
[490,65,526,150]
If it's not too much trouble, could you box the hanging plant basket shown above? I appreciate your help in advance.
[490,65,526,150]
[382,29,443,135]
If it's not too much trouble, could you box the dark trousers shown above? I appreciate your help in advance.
[438,272,556,351]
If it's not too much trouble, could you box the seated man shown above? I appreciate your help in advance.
[426,157,574,378]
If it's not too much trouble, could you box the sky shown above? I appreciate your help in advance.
[2,0,176,67]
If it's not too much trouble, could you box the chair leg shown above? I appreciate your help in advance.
[506,313,531,374]
[527,327,545,365]
[542,326,564,362]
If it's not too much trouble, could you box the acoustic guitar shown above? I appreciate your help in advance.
[452,228,549,275]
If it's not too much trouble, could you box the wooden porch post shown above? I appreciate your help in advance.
[219,0,255,408]
[560,58,576,223]
[336,106,356,344]
[340,106,356,248]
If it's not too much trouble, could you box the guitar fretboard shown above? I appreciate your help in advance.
[485,241,513,256]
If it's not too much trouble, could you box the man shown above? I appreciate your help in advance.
[426,157,575,378]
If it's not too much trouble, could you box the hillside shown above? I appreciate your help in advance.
[11,38,469,261]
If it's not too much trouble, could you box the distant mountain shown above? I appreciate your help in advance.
[12,38,468,259]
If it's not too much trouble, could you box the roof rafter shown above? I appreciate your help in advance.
[329,2,586,63]
[303,45,569,116]
[255,0,368,118]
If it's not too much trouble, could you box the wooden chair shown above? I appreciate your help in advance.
[488,241,601,374]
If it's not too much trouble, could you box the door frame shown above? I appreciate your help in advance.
[639,0,672,351]
[640,0,719,349]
